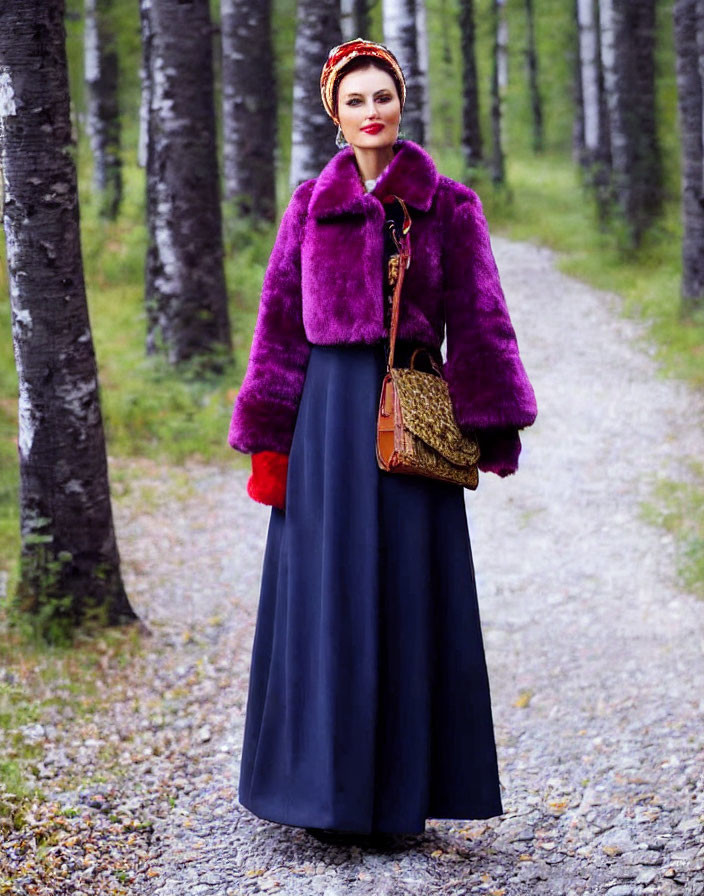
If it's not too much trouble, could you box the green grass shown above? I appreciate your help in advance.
[642,465,704,599]
[0,622,145,800]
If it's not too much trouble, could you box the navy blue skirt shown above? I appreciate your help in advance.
[238,344,503,834]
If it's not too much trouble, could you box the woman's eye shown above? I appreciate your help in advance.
[377,95,392,103]
[346,98,361,106]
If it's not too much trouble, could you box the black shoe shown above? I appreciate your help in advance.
[305,827,407,850]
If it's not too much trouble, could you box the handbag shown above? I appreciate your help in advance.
[375,197,480,490]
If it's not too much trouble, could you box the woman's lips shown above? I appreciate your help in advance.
[361,123,384,134]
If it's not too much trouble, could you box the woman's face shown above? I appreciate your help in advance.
[336,66,401,152]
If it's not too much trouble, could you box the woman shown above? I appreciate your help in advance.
[229,39,537,838]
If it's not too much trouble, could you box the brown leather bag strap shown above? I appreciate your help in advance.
[386,196,412,372]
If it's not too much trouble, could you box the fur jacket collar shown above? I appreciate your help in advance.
[229,141,537,475]
[309,140,439,219]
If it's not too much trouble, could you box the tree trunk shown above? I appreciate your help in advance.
[459,0,482,167]
[415,0,431,143]
[437,0,455,146]
[84,0,122,219]
[382,0,426,145]
[341,0,370,40]
[489,0,506,185]
[674,0,704,312]
[138,0,158,347]
[524,0,543,153]
[140,0,231,365]
[0,0,135,639]
[221,0,277,221]
[572,0,586,163]
[699,0,704,202]
[576,0,612,222]
[289,0,341,188]
[497,0,509,91]
[598,0,662,246]
[577,0,600,158]
[137,0,151,170]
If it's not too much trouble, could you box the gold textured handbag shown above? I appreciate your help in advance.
[375,198,480,490]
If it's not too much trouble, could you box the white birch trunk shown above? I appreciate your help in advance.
[599,0,661,243]
[598,0,625,174]
[290,0,341,188]
[415,0,431,142]
[84,0,122,217]
[138,0,152,168]
[489,0,505,184]
[340,0,369,41]
[141,0,231,362]
[577,0,600,151]
[221,0,276,220]
[697,0,704,198]
[341,0,355,40]
[0,0,134,633]
[497,0,508,91]
[382,0,426,144]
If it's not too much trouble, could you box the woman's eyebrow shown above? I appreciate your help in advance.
[343,89,393,99]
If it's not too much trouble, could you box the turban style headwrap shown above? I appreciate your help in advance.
[320,38,406,126]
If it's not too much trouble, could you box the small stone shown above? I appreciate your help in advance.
[198,725,212,743]
[677,818,702,833]
[601,829,637,854]
[513,827,534,842]
[605,887,635,896]
[623,850,662,866]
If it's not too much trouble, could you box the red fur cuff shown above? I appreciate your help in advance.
[247,451,288,510]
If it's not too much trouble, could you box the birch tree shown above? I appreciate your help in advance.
[576,0,600,163]
[575,0,611,219]
[139,0,231,364]
[674,0,704,313]
[598,0,662,245]
[84,0,122,218]
[341,0,370,41]
[289,0,341,188]
[415,0,431,143]
[0,0,135,638]
[222,0,277,221]
[524,0,543,153]
[489,0,506,185]
[382,0,427,145]
[497,0,508,91]
[459,0,482,168]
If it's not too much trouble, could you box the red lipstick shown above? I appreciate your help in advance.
[361,123,384,134]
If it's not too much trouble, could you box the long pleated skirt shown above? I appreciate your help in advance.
[238,343,503,834]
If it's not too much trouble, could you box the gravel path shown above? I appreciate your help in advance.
[122,237,704,895]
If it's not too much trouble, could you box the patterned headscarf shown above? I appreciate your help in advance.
[320,38,406,126]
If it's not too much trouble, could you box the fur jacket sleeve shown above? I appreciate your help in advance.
[441,189,537,474]
[228,181,314,455]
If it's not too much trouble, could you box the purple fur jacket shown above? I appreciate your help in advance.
[229,140,537,475]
